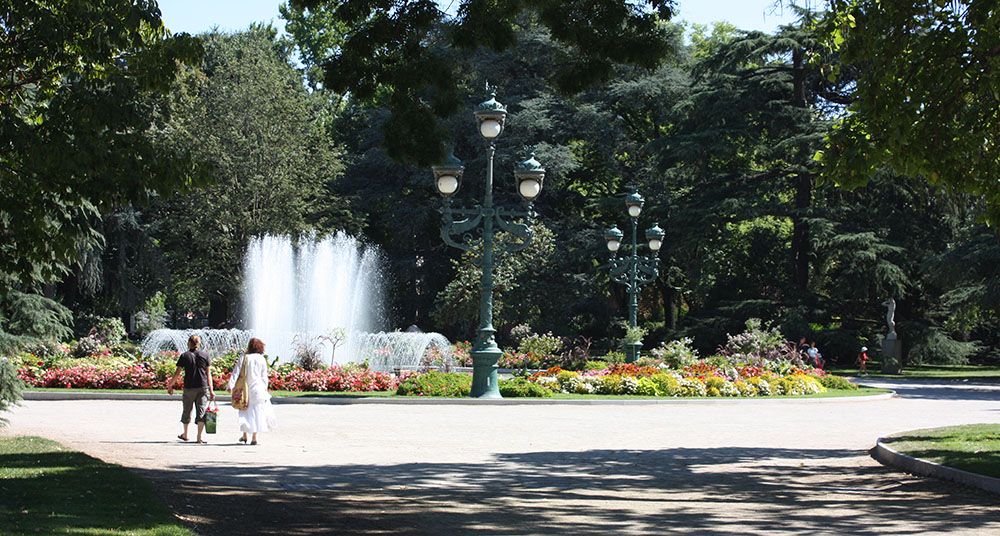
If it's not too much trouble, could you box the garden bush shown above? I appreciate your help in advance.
[517,332,563,358]
[817,375,857,390]
[635,377,661,396]
[650,373,680,396]
[677,377,708,397]
[650,337,699,368]
[777,374,824,396]
[499,377,551,398]
[93,317,127,346]
[599,351,627,364]
[72,335,104,358]
[396,371,471,397]
[0,358,23,427]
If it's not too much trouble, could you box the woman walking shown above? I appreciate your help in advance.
[229,337,276,445]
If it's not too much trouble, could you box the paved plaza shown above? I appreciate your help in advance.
[5,381,1000,535]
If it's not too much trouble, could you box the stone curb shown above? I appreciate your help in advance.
[872,435,1000,496]
[22,390,895,405]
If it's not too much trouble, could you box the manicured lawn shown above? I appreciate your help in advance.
[882,424,1000,479]
[0,436,192,535]
[830,363,1000,381]
[273,390,396,398]
[25,387,889,400]
[544,387,890,400]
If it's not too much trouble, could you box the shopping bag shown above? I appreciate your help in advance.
[204,401,219,434]
[231,356,249,410]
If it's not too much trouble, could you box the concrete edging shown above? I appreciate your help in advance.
[873,436,1000,495]
[22,390,895,405]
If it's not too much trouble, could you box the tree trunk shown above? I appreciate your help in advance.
[790,47,811,292]
[792,173,812,291]
[208,295,229,328]
[657,278,678,330]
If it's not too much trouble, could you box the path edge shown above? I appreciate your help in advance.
[22,390,895,405]
[872,436,1000,496]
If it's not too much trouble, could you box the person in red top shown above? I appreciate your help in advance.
[857,346,869,375]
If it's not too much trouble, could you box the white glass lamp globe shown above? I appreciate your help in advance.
[628,205,642,218]
[607,239,621,252]
[480,119,502,139]
[519,178,541,200]
[648,238,662,252]
[437,175,459,195]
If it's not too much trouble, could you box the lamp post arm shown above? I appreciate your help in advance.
[635,255,660,284]
[440,202,484,252]
[494,205,534,256]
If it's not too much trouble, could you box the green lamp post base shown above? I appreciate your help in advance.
[471,347,503,398]
[624,341,642,363]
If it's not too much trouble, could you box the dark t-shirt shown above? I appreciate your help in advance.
[176,350,211,389]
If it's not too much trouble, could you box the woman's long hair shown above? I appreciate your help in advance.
[246,338,265,355]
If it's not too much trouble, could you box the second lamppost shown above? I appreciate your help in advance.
[604,189,664,362]
[432,90,545,398]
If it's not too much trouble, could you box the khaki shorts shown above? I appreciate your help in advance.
[181,387,208,424]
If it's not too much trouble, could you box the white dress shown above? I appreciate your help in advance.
[228,353,277,433]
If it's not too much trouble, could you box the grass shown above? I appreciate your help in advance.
[0,436,192,535]
[883,424,1000,479]
[542,387,890,400]
[25,387,889,400]
[829,363,1000,381]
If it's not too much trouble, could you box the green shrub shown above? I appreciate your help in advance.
[517,332,563,357]
[600,351,627,364]
[651,373,680,396]
[778,374,824,395]
[734,380,755,397]
[817,375,857,390]
[620,323,647,347]
[93,317,127,346]
[677,377,707,397]
[704,376,739,397]
[135,292,168,338]
[72,335,104,358]
[650,337,699,369]
[635,377,661,396]
[747,376,773,396]
[597,374,625,395]
[499,377,551,398]
[396,371,472,397]
[583,360,608,371]
[0,358,23,428]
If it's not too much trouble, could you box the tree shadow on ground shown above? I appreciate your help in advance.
[858,382,1000,401]
[146,447,1000,535]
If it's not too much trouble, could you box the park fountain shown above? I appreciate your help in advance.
[139,232,453,370]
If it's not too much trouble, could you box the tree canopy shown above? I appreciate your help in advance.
[287,0,678,164]
[817,0,1000,223]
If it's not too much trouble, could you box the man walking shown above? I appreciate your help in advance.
[167,335,215,443]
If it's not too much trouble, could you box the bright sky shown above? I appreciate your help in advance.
[158,0,799,36]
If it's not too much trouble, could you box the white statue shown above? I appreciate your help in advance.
[882,297,896,336]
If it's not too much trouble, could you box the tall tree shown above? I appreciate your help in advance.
[818,0,1000,223]
[0,0,203,349]
[288,0,677,164]
[154,27,349,326]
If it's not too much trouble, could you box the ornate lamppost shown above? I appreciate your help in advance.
[431,90,545,398]
[603,189,664,362]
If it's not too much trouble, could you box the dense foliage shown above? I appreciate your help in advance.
[0,2,996,371]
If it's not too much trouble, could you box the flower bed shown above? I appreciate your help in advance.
[13,348,399,393]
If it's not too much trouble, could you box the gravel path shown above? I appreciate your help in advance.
[4,383,999,535]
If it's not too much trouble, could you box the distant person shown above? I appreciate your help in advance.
[806,342,824,369]
[167,335,215,443]
[229,337,277,446]
[857,346,869,375]
[798,336,810,354]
